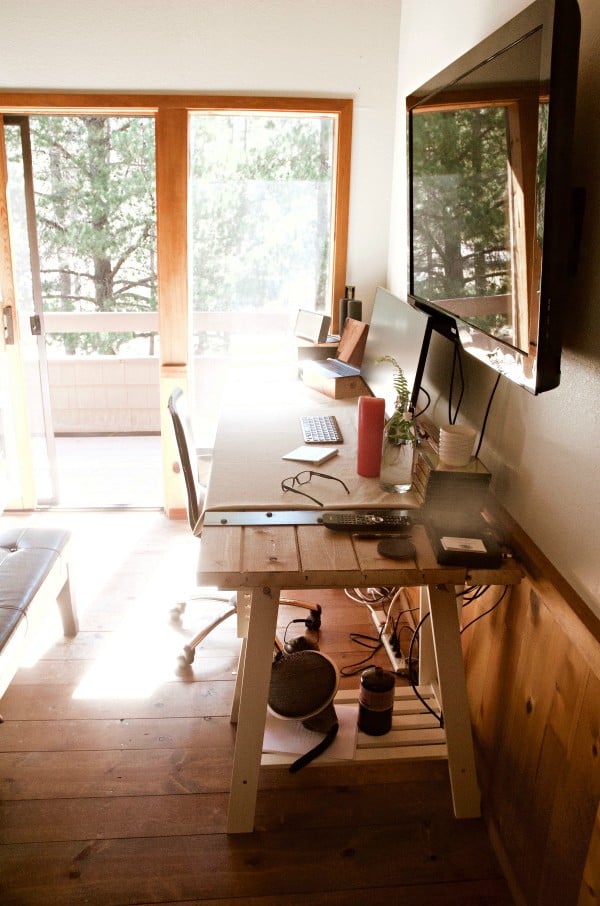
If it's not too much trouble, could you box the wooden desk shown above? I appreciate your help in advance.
[196,385,522,833]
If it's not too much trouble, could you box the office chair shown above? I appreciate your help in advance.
[167,387,322,672]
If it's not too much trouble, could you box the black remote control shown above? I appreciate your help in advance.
[319,510,413,532]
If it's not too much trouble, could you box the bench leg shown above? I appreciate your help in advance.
[57,566,78,637]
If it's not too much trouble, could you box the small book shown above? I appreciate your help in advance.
[282,445,339,465]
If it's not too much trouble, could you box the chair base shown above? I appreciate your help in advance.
[172,595,322,674]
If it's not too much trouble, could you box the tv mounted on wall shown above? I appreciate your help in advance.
[407,0,581,394]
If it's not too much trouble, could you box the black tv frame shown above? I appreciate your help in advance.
[406,0,581,394]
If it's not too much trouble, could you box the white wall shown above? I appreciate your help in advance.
[1,0,402,310]
[391,0,600,618]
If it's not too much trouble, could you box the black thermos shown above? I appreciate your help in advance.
[339,284,357,334]
[347,288,362,322]
[358,666,395,736]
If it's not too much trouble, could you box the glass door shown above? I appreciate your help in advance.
[3,116,58,504]
[0,117,37,509]
[1,113,160,509]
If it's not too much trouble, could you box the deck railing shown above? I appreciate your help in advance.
[42,310,293,434]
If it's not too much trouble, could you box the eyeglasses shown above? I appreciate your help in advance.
[281,470,350,507]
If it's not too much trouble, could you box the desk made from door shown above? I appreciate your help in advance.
[196,386,522,833]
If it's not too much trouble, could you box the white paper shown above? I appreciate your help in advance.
[441,535,487,553]
[262,703,358,761]
[282,445,339,464]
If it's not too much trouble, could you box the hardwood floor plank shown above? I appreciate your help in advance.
[0,821,509,906]
[0,511,513,904]
[0,747,234,800]
[0,715,236,752]
[129,885,514,906]
[0,780,460,843]
[0,680,235,721]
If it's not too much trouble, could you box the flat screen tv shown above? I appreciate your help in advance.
[407,0,581,394]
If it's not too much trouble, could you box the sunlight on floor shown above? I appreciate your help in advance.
[6,510,240,700]
[71,590,235,700]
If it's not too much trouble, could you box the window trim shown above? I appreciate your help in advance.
[0,92,352,515]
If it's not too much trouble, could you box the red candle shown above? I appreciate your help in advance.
[357,396,385,477]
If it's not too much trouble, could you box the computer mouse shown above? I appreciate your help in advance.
[377,538,416,561]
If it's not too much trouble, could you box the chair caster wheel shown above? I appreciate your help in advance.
[181,645,195,666]
[176,646,195,675]
[170,602,186,623]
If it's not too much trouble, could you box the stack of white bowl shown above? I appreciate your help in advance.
[438,425,477,467]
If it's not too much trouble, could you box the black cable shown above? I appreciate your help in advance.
[461,586,509,633]
[460,585,490,606]
[414,386,431,419]
[289,721,339,773]
[407,612,443,727]
[448,341,465,424]
[474,372,501,458]
[390,598,419,657]
[340,628,384,677]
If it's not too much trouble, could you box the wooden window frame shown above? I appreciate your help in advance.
[0,92,352,514]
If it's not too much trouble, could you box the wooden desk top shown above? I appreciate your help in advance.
[203,383,422,513]
[197,519,522,590]
[197,377,522,591]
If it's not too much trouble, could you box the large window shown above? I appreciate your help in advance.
[0,93,352,512]
[189,111,338,444]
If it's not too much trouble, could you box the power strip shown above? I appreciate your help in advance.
[370,608,410,675]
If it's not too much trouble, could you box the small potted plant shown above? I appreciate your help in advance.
[376,355,417,493]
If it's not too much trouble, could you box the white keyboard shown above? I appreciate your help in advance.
[300,415,343,444]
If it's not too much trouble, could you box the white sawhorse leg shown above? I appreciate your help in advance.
[227,586,279,834]
[422,583,481,818]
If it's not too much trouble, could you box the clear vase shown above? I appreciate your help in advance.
[379,410,416,493]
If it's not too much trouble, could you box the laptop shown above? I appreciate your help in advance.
[305,318,369,379]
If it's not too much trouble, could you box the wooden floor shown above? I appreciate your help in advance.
[0,510,514,905]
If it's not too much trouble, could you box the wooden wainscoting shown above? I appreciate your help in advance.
[462,508,600,906]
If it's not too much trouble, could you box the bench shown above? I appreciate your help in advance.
[0,527,77,719]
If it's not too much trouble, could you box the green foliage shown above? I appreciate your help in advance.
[189,114,334,316]
[6,111,335,356]
[375,355,415,445]
[375,355,410,409]
[411,105,511,323]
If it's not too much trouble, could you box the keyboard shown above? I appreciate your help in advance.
[300,415,343,444]
[325,358,360,377]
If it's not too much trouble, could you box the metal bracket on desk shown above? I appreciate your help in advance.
[204,510,325,526]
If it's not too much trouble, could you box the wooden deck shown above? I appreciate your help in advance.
[0,509,514,904]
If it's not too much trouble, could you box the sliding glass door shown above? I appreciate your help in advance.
[0,93,351,515]
[2,113,159,507]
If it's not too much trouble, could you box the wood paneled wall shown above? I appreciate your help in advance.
[462,508,600,905]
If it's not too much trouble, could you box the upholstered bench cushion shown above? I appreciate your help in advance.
[0,528,71,648]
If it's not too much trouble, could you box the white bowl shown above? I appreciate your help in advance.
[438,425,476,467]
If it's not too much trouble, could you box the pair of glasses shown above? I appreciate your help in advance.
[281,470,350,507]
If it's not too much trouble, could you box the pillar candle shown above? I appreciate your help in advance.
[357,396,386,477]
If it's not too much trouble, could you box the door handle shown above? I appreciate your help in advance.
[2,305,14,344]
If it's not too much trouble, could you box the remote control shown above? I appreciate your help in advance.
[319,510,413,532]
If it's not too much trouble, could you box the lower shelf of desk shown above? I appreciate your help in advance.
[261,684,448,767]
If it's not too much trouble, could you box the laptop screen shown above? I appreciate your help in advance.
[361,287,431,415]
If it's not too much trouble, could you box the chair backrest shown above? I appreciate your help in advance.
[167,387,207,534]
